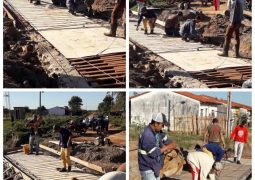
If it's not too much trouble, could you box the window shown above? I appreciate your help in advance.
[211,110,215,117]
[200,109,203,117]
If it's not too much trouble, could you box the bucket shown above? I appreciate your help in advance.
[23,144,29,154]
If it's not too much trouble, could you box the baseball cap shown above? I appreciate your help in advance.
[151,113,170,126]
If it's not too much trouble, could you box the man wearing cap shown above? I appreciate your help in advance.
[138,113,176,180]
[53,125,72,172]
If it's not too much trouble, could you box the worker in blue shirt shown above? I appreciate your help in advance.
[138,113,176,180]
[179,15,202,42]
[53,125,72,172]
[204,143,225,162]
[195,143,225,162]
[137,7,157,34]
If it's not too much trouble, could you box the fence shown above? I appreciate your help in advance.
[173,115,226,135]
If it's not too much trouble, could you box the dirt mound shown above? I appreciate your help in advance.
[72,144,125,164]
[4,16,58,88]
[92,0,115,12]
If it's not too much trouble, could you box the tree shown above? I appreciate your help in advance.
[68,96,83,115]
[112,92,125,112]
[98,95,113,114]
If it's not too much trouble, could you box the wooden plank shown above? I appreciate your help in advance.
[39,144,106,173]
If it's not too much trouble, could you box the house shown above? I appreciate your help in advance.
[176,92,252,121]
[130,92,200,131]
[130,92,251,133]
[48,106,66,116]
[12,107,26,120]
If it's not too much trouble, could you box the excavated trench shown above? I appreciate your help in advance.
[4,15,58,88]
[4,0,125,88]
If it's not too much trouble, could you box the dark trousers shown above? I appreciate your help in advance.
[224,23,241,49]
[165,27,180,36]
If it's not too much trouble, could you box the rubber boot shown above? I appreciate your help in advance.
[234,44,240,58]
[218,44,229,57]
[104,23,118,37]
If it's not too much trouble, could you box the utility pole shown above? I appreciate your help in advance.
[226,92,232,137]
[4,92,11,118]
[39,91,44,115]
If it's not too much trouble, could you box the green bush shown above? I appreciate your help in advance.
[110,115,126,130]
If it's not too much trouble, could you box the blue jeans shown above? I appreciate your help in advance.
[29,135,39,154]
[140,170,160,180]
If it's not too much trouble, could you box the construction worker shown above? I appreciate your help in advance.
[214,0,220,11]
[104,0,125,37]
[195,143,225,162]
[218,0,243,58]
[136,0,152,17]
[138,113,176,180]
[66,0,77,15]
[204,118,226,148]
[104,115,109,133]
[179,15,202,42]
[53,125,72,172]
[26,114,43,155]
[165,11,183,36]
[187,151,223,180]
[137,7,157,34]
[230,118,249,164]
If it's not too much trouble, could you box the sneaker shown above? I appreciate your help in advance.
[233,157,237,163]
[237,160,241,164]
[68,166,72,172]
[35,153,39,155]
[150,30,154,34]
[59,168,67,172]
[144,30,148,34]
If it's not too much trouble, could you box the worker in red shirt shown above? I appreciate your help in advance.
[230,119,249,164]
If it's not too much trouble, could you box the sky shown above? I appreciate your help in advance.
[4,92,112,110]
[129,91,252,106]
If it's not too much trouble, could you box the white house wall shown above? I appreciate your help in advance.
[130,92,200,131]
[199,104,218,117]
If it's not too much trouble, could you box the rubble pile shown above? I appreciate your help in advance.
[129,46,168,88]
[92,0,115,12]
[72,143,125,165]
[4,16,58,88]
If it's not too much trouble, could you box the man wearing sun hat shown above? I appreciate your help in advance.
[138,113,177,180]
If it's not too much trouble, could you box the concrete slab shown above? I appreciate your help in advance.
[129,18,251,71]
[7,0,125,58]
[6,152,100,180]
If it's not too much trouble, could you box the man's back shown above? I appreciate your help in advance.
[165,15,179,29]
[207,124,221,143]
